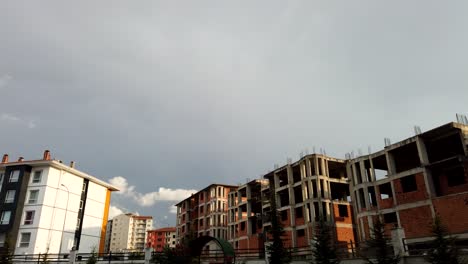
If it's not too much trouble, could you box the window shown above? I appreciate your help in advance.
[5,190,15,203]
[32,170,42,183]
[280,210,288,221]
[338,205,349,217]
[9,170,19,182]
[297,229,305,237]
[0,211,11,225]
[401,175,417,193]
[19,232,31,247]
[24,211,35,225]
[28,190,39,204]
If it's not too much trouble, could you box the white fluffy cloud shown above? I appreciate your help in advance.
[109,176,197,207]
[108,205,125,219]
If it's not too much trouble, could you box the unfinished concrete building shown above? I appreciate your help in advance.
[261,154,355,249]
[175,184,237,244]
[227,179,269,250]
[348,122,468,252]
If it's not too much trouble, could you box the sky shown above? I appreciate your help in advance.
[1,1,467,227]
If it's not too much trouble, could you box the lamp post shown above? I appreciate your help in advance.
[59,184,69,256]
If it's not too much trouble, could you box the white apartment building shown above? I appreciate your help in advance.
[108,213,153,252]
[0,150,118,255]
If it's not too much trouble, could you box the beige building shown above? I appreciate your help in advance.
[108,213,153,252]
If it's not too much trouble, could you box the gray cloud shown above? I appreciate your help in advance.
[1,1,467,224]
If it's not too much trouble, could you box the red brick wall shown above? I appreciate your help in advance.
[399,205,433,238]
[378,196,394,209]
[332,204,353,224]
[335,226,355,244]
[361,216,370,240]
[433,192,468,234]
[437,162,468,196]
[394,173,428,205]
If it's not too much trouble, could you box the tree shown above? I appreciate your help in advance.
[426,217,460,264]
[364,218,400,264]
[266,190,291,264]
[312,218,340,264]
[86,247,97,264]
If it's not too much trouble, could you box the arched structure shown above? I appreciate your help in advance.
[189,235,235,262]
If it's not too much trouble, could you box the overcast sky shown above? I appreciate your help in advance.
[1,1,467,227]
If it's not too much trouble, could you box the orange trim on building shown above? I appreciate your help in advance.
[98,189,111,254]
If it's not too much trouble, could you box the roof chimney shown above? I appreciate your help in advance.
[1,154,8,163]
[43,150,51,160]
[18,157,24,162]
[70,161,75,168]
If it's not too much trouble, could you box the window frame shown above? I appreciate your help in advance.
[28,190,39,204]
[9,170,20,183]
[19,232,31,248]
[5,190,15,203]
[23,211,35,225]
[0,211,11,225]
[32,170,43,184]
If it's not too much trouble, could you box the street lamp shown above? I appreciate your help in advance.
[59,184,69,256]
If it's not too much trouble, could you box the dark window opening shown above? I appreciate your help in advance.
[383,212,397,224]
[368,186,377,207]
[364,160,372,182]
[338,205,348,217]
[425,132,465,163]
[240,222,245,231]
[278,189,290,207]
[280,210,288,222]
[330,182,350,201]
[295,207,303,218]
[297,229,305,237]
[372,155,389,180]
[447,166,466,187]
[379,183,393,199]
[391,142,421,173]
[277,169,288,187]
[292,165,301,183]
[294,186,303,203]
[312,181,318,198]
[314,203,320,221]
[358,189,366,209]
[401,175,417,193]
[328,160,347,180]
[355,163,363,184]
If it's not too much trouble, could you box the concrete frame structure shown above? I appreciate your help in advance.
[146,227,176,252]
[0,150,118,255]
[175,184,237,244]
[262,154,355,249]
[227,179,269,250]
[348,122,468,251]
[108,213,153,252]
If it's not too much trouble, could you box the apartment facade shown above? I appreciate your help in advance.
[348,122,468,251]
[262,154,355,249]
[108,213,153,252]
[175,184,237,243]
[227,179,268,250]
[0,150,118,255]
[147,227,176,252]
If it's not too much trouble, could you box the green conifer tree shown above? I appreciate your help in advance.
[426,217,460,264]
[312,218,340,264]
[365,218,400,264]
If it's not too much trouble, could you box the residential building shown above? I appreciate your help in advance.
[0,150,118,255]
[147,227,176,252]
[348,121,468,252]
[227,179,268,251]
[103,219,113,253]
[175,184,237,244]
[108,213,153,252]
[262,154,355,250]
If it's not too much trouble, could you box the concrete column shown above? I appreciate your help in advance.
[391,228,407,256]
[145,247,152,264]
[386,152,397,176]
[68,249,76,264]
